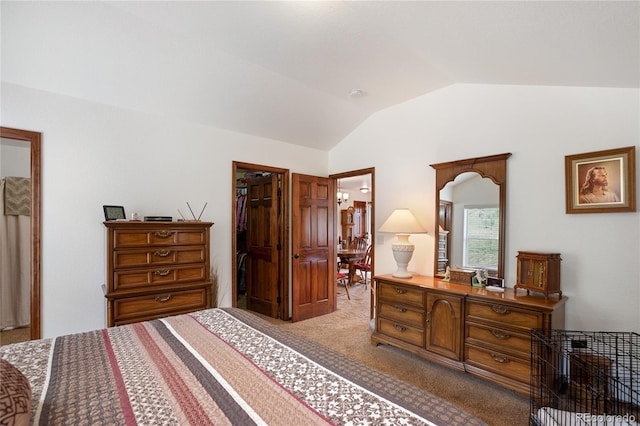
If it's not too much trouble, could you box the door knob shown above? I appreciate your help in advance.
[293,254,300,259]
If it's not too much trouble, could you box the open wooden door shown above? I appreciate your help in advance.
[245,174,281,318]
[291,173,335,322]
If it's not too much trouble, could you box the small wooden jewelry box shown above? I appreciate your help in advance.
[449,268,476,285]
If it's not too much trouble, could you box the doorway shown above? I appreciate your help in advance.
[331,168,375,318]
[232,162,289,320]
[0,127,41,343]
[231,163,375,322]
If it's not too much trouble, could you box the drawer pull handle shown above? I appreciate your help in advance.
[154,230,173,238]
[394,287,407,294]
[155,294,172,303]
[491,304,510,315]
[394,305,407,313]
[491,329,511,340]
[154,269,172,276]
[394,324,406,332]
[153,250,171,257]
[490,353,509,364]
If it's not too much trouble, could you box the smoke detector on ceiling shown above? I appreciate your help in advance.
[349,89,365,98]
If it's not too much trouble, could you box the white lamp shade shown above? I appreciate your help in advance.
[379,209,426,234]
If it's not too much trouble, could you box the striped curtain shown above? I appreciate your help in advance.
[0,178,30,329]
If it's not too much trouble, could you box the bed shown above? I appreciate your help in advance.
[0,308,485,425]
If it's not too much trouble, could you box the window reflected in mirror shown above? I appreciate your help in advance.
[441,172,499,275]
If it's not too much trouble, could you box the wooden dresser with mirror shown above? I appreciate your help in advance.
[372,152,567,396]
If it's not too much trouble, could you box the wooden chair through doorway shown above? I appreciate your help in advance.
[351,237,367,250]
[337,272,350,300]
[355,245,372,288]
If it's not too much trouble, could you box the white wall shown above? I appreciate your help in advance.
[3,82,639,336]
[1,140,30,177]
[2,82,329,338]
[330,84,640,332]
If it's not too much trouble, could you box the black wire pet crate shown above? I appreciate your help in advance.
[530,330,639,425]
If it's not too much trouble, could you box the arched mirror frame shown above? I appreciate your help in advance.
[1,126,41,340]
[430,153,511,279]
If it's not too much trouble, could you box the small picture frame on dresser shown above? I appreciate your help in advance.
[103,205,126,221]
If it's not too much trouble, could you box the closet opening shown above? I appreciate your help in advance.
[0,127,41,344]
[232,161,289,320]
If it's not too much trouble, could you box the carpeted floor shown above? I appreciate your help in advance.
[0,326,30,345]
[254,282,530,426]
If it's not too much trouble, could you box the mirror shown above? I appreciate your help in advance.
[430,153,511,279]
[0,127,41,341]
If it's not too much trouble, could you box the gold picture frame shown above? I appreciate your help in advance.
[565,146,636,214]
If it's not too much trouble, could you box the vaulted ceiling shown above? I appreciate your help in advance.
[2,1,638,150]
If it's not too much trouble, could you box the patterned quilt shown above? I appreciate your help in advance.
[0,308,485,425]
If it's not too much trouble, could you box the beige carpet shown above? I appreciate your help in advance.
[254,283,529,426]
[0,327,30,345]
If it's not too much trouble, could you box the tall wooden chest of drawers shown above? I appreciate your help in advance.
[104,221,214,327]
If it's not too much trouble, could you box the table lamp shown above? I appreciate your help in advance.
[379,208,427,278]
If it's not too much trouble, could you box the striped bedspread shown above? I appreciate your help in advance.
[0,308,485,425]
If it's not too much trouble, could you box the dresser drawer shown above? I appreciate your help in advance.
[466,300,543,331]
[378,282,424,307]
[378,318,424,347]
[113,228,207,248]
[465,344,530,384]
[112,288,209,325]
[379,301,425,329]
[113,246,206,269]
[113,265,207,291]
[465,322,531,357]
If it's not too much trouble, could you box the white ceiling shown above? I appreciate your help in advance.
[338,174,372,194]
[2,1,638,150]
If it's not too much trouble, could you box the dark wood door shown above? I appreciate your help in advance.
[291,174,335,322]
[246,174,281,318]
